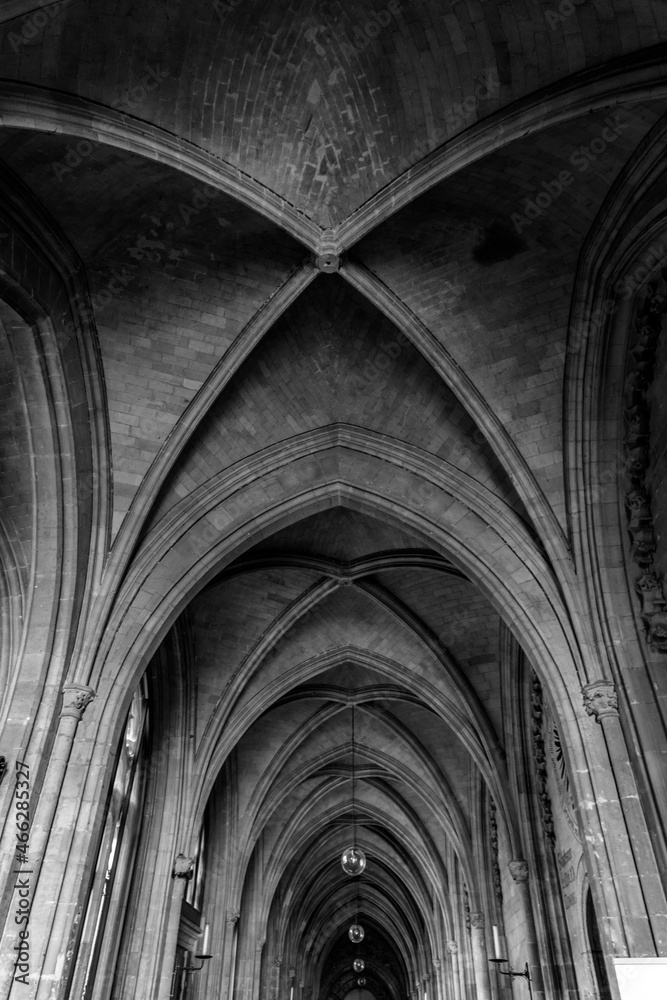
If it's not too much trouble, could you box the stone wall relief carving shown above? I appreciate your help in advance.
[622,274,667,652]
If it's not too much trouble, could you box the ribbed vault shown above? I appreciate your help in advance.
[183,507,511,998]
[1,8,667,1000]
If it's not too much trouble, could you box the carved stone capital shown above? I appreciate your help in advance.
[508,859,529,883]
[582,680,618,722]
[289,969,296,980]
[432,958,441,970]
[274,957,283,968]
[257,936,266,950]
[172,853,195,880]
[470,911,485,930]
[61,684,95,721]
[446,941,458,954]
[227,909,241,924]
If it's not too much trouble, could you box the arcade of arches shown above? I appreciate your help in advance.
[1,3,667,999]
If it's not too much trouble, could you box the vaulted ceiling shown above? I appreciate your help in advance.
[1,0,666,993]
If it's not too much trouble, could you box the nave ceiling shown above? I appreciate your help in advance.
[1,3,667,998]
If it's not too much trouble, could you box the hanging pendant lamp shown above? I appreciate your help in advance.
[341,704,366,876]
[348,876,364,942]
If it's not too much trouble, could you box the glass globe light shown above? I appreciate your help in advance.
[348,923,365,943]
[341,846,366,876]
[353,959,365,973]
[357,979,367,987]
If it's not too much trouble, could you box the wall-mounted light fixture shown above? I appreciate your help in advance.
[489,959,533,1000]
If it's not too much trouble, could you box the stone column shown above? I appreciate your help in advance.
[271,957,282,1000]
[422,972,430,1000]
[1,684,95,1000]
[446,941,462,1000]
[469,913,492,1000]
[582,680,667,952]
[252,936,266,1000]
[219,910,241,1000]
[508,861,544,998]
[432,958,442,1000]
[157,853,194,1000]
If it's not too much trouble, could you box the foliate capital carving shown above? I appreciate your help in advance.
[432,958,441,970]
[172,853,195,880]
[508,859,529,883]
[582,681,618,722]
[446,941,458,955]
[274,957,283,968]
[470,912,485,930]
[227,909,241,924]
[289,969,296,980]
[60,684,95,721]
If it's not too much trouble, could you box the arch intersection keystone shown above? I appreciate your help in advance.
[314,228,342,272]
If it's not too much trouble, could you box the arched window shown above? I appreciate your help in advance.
[585,888,612,1000]
[69,681,149,999]
[185,823,206,911]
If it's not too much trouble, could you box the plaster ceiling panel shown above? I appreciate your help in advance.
[250,509,426,562]
[355,104,667,532]
[145,275,529,534]
[372,568,502,737]
[0,131,306,535]
[232,586,467,720]
[191,566,320,743]
[0,132,304,267]
[3,1,667,225]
